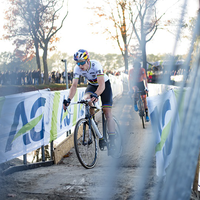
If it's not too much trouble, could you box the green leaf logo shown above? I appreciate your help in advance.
[12,113,43,142]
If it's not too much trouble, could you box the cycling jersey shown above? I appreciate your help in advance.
[128,67,147,82]
[73,60,109,86]
[128,67,147,95]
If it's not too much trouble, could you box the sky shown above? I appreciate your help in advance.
[0,0,199,57]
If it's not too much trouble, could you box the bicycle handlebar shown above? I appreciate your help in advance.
[65,99,101,115]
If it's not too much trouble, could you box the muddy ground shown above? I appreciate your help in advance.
[0,91,159,200]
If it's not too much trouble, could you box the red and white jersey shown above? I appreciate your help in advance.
[73,60,109,86]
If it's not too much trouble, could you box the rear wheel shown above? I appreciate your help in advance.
[105,116,123,158]
[141,112,145,129]
[74,118,98,169]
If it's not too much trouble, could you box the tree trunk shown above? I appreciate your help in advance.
[42,44,49,85]
[35,41,41,84]
[142,42,147,73]
[124,44,129,72]
[141,22,147,74]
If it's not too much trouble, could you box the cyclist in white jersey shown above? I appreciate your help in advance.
[63,49,115,151]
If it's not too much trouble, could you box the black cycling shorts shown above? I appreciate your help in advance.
[136,81,145,95]
[130,80,145,95]
[85,80,113,108]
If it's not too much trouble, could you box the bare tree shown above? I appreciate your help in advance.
[129,0,184,72]
[89,0,177,73]
[3,0,68,84]
[129,0,162,72]
[89,0,134,72]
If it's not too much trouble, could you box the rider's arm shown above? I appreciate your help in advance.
[68,78,78,100]
[143,77,148,88]
[142,69,148,90]
[95,76,105,96]
[90,76,105,103]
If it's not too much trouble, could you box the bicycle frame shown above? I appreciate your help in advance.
[71,99,122,168]
[68,100,103,140]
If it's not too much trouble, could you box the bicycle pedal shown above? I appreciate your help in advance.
[99,139,107,151]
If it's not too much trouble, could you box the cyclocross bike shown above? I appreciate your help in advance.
[67,99,123,169]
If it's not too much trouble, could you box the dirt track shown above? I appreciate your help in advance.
[0,92,156,200]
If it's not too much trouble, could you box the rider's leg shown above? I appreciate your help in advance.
[133,86,139,111]
[103,107,116,147]
[103,107,115,136]
[83,93,96,119]
[142,95,149,121]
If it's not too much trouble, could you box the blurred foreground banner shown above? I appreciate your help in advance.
[0,88,86,164]
[147,90,180,177]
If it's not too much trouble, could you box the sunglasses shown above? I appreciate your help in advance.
[77,60,87,66]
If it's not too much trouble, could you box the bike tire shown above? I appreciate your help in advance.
[74,118,98,169]
[105,116,123,158]
[138,99,145,129]
[141,113,145,129]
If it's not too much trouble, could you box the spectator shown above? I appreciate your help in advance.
[62,71,66,83]
[27,70,32,85]
[41,71,44,84]
[51,71,55,83]
[21,70,26,85]
[56,71,60,83]
[68,72,72,84]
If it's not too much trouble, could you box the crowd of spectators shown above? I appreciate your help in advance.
[0,69,80,86]
[0,70,41,85]
[0,69,123,86]
[50,71,73,84]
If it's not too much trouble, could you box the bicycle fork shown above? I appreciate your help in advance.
[82,120,92,146]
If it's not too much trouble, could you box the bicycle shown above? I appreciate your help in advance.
[66,99,123,169]
[135,91,145,129]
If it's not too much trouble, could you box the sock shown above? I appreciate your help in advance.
[108,132,116,137]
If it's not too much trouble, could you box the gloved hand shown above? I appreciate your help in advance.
[90,93,99,102]
[145,87,149,92]
[63,98,71,111]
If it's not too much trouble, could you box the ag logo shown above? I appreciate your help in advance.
[5,97,46,152]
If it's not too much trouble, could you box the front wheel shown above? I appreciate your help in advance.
[74,118,98,169]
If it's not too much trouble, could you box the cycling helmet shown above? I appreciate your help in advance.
[74,49,89,61]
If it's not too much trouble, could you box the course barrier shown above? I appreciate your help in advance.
[121,72,189,177]
[1,72,184,178]
[0,74,123,165]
